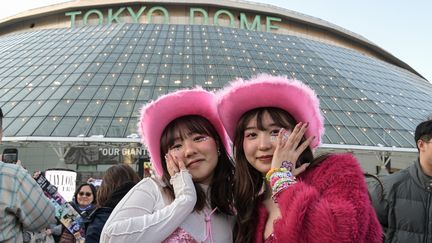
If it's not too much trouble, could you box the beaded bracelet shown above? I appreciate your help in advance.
[272,179,296,202]
[268,170,293,186]
[272,176,296,191]
[267,170,297,203]
[265,167,288,181]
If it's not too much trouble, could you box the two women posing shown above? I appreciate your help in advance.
[101,74,382,242]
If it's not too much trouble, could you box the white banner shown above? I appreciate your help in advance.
[45,169,77,202]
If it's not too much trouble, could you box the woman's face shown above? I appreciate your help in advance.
[168,129,219,185]
[77,185,94,207]
[242,111,291,175]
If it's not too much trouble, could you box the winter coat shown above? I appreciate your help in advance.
[85,182,136,243]
[369,159,432,243]
[255,153,382,243]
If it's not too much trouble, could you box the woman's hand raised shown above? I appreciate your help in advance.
[271,122,314,176]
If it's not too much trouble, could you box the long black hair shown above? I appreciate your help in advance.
[233,107,327,242]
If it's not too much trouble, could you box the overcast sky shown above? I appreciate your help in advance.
[1,0,431,82]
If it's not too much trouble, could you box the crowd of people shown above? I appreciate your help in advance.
[1,74,432,243]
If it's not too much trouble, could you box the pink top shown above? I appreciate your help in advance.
[162,228,198,243]
[162,207,219,243]
[254,154,382,243]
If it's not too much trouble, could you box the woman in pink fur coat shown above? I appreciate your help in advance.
[216,74,382,243]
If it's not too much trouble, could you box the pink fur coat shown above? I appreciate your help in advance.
[254,153,382,243]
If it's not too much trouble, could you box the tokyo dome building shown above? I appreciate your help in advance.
[1,0,431,180]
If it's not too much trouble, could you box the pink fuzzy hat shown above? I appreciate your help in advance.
[138,88,230,177]
[216,74,324,148]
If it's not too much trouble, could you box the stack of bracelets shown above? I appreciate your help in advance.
[265,167,297,202]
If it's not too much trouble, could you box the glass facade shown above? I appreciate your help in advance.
[1,23,431,149]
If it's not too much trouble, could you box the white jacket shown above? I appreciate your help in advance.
[100,170,234,243]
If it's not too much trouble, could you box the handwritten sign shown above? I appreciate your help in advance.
[45,169,77,202]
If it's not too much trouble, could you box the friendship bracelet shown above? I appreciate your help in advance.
[265,168,281,181]
[269,172,297,203]
[272,180,297,203]
[265,167,288,181]
[268,171,293,186]
[271,176,296,191]
[274,178,296,191]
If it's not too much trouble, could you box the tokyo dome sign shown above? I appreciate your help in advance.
[66,6,281,32]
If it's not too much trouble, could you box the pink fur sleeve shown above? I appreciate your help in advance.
[272,154,382,243]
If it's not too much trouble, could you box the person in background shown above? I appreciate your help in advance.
[59,183,97,243]
[216,74,382,242]
[101,88,235,242]
[0,107,57,242]
[85,164,141,243]
[369,119,432,242]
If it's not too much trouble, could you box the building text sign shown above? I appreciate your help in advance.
[66,6,281,32]
[65,147,146,165]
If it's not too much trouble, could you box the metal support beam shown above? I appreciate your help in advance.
[376,151,391,175]
[51,144,70,169]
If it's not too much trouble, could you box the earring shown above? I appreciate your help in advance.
[217,147,221,156]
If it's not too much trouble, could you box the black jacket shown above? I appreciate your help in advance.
[85,207,113,243]
[369,160,432,243]
[85,182,136,243]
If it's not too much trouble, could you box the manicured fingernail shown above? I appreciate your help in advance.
[305,122,309,127]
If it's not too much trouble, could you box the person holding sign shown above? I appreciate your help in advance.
[59,183,96,243]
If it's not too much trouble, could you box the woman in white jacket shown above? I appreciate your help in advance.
[101,88,235,243]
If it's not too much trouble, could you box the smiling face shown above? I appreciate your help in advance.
[76,185,94,207]
[160,115,221,185]
[168,131,219,184]
[234,107,313,179]
[242,111,291,174]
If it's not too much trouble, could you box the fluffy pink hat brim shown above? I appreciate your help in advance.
[138,88,230,177]
[216,74,324,148]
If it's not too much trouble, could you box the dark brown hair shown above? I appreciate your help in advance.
[233,107,327,243]
[159,115,235,215]
[96,164,141,207]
